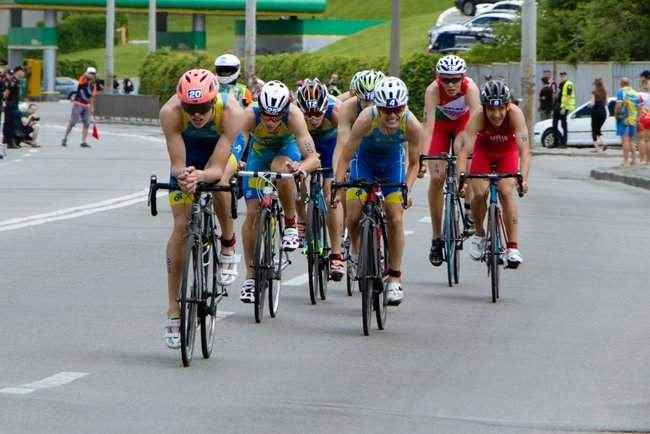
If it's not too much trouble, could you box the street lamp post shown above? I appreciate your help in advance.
[105,0,115,94]
[244,0,257,89]
[521,0,537,145]
[148,0,156,53]
[389,0,400,77]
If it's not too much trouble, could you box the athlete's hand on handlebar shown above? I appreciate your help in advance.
[177,166,199,194]
[286,161,307,179]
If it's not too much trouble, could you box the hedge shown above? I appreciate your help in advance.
[139,51,441,119]
[57,14,128,54]
[58,58,98,78]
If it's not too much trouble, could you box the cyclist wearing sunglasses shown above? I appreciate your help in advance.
[239,80,321,303]
[334,77,424,306]
[423,54,481,268]
[159,68,244,348]
[296,78,345,280]
[457,80,530,268]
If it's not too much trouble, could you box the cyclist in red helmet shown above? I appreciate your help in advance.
[159,68,244,349]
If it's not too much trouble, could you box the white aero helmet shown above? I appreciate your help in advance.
[436,55,467,75]
[214,53,241,85]
[351,69,385,101]
[373,76,408,108]
[259,80,291,116]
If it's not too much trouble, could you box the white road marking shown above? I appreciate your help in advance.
[285,273,309,286]
[0,372,89,395]
[404,230,415,235]
[419,216,432,223]
[215,311,234,321]
[44,124,162,143]
[14,159,23,162]
[0,190,165,232]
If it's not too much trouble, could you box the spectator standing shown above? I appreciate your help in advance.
[637,74,650,165]
[122,77,134,95]
[113,78,120,93]
[326,73,341,97]
[614,77,641,166]
[590,78,608,152]
[3,66,25,149]
[552,71,575,146]
[538,76,554,121]
[61,66,98,148]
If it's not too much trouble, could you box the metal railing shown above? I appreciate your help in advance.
[94,94,160,124]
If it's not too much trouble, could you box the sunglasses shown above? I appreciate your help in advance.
[181,102,213,115]
[304,111,324,118]
[378,106,405,115]
[440,76,462,85]
[261,113,284,122]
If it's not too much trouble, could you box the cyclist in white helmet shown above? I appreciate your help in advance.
[239,80,320,304]
[334,77,424,305]
[214,53,253,108]
[423,54,481,268]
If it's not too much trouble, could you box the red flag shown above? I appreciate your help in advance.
[91,119,100,140]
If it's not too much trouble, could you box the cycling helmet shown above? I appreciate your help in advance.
[176,68,218,105]
[259,80,291,116]
[296,78,329,114]
[436,55,467,75]
[350,69,385,101]
[480,79,511,107]
[214,53,241,85]
[374,76,408,108]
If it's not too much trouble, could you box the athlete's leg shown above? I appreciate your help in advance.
[167,200,191,317]
[323,179,343,256]
[497,178,518,245]
[242,199,260,279]
[384,201,405,284]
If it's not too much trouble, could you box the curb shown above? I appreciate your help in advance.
[532,149,619,158]
[590,168,650,190]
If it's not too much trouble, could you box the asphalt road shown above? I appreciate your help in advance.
[1,104,649,434]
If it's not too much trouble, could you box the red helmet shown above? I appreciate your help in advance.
[176,69,218,105]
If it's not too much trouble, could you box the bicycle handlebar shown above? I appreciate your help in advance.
[330,180,409,210]
[458,172,525,198]
[148,175,239,218]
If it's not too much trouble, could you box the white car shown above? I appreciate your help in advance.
[479,0,523,15]
[534,98,619,147]
[428,12,516,52]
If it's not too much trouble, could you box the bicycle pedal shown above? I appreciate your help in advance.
[387,299,402,306]
[506,261,520,270]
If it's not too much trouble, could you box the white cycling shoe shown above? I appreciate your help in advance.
[282,227,300,251]
[240,279,255,303]
[467,235,485,261]
[218,253,241,286]
[163,318,181,349]
[386,281,403,306]
[504,248,523,268]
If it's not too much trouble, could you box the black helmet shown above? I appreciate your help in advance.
[296,78,329,114]
[480,79,511,107]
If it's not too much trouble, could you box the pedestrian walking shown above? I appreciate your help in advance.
[538,76,554,121]
[552,71,575,146]
[590,78,608,152]
[614,77,641,166]
[61,66,98,148]
[637,73,650,165]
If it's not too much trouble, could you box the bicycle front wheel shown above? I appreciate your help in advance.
[343,234,355,297]
[268,211,282,318]
[180,241,199,366]
[488,204,500,303]
[200,217,219,359]
[254,209,271,323]
[306,202,319,305]
[359,220,375,336]
[317,206,329,301]
[374,223,388,330]
[443,194,456,287]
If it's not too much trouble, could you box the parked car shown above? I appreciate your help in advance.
[479,0,523,15]
[534,98,619,148]
[455,0,499,16]
[428,12,516,52]
[55,77,78,99]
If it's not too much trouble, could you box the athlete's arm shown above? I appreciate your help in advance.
[458,109,483,176]
[422,82,439,154]
[509,105,531,193]
[405,114,425,191]
[160,96,188,180]
[202,94,244,183]
[288,105,320,174]
[330,102,340,129]
[334,107,372,184]
[333,98,356,173]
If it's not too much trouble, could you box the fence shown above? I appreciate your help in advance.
[466,61,650,122]
[94,94,160,124]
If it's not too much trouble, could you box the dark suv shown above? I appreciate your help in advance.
[455,0,498,16]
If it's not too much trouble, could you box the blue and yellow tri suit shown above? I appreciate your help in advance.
[347,107,411,205]
[169,91,239,206]
[243,103,301,201]
[308,96,337,178]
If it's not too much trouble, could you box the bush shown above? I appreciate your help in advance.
[57,14,128,54]
[139,50,440,118]
[58,58,98,78]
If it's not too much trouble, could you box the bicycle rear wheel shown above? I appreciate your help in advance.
[359,220,375,336]
[254,209,271,323]
[374,223,388,330]
[200,215,219,359]
[269,212,282,318]
[180,241,199,367]
[488,204,500,303]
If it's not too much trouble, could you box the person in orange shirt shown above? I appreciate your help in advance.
[61,66,98,148]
